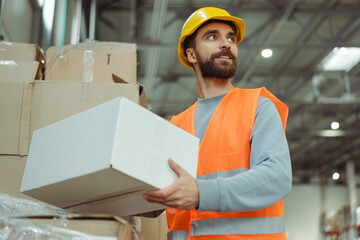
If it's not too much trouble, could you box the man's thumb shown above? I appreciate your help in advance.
[168,158,185,177]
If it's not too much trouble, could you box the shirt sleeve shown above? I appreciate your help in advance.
[196,97,292,212]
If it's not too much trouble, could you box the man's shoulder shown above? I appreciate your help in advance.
[170,102,197,124]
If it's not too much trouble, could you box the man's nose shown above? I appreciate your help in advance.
[220,37,231,49]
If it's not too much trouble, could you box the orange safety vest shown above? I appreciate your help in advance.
[167,87,289,240]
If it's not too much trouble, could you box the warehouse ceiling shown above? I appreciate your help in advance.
[57,0,360,184]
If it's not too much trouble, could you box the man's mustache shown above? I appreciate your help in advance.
[211,50,236,61]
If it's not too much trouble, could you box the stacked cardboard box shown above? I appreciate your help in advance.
[0,42,43,201]
[44,42,137,84]
[321,210,340,240]
[0,42,148,198]
[32,41,148,141]
[322,206,360,240]
[1,41,186,240]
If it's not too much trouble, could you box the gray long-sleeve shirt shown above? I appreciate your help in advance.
[195,94,292,212]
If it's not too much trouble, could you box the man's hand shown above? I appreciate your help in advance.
[143,158,199,210]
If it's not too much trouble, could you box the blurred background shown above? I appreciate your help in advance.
[1,0,360,239]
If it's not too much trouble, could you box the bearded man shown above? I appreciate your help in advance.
[144,7,292,240]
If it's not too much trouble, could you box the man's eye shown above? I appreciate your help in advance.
[208,35,216,40]
[228,37,236,42]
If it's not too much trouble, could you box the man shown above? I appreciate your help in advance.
[143,7,292,240]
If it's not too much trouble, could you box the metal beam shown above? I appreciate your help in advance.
[99,4,360,16]
[135,41,359,49]
[283,14,360,101]
[143,0,169,98]
[235,0,300,86]
[265,0,340,89]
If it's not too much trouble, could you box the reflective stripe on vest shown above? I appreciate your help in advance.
[167,230,188,240]
[190,217,285,236]
[197,168,248,179]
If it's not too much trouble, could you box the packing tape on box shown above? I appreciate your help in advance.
[0,60,18,67]
[0,41,12,53]
[0,41,12,45]
[83,50,94,83]
[44,48,69,80]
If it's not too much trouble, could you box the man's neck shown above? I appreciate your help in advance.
[196,73,235,99]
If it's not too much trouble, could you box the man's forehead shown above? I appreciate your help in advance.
[197,22,235,35]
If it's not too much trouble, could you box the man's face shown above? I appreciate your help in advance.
[193,22,238,79]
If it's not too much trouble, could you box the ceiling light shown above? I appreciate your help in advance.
[332,172,340,180]
[261,49,273,58]
[318,47,360,72]
[331,121,340,130]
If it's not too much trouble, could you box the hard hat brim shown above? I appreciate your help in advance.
[178,15,245,69]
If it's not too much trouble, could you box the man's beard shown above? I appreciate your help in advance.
[196,49,237,79]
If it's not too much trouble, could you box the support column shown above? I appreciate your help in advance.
[88,0,96,41]
[0,0,5,40]
[53,0,67,46]
[346,160,358,240]
[70,0,82,44]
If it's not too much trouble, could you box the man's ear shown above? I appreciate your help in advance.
[186,48,197,64]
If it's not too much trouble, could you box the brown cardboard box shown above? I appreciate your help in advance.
[45,42,137,84]
[0,42,43,62]
[0,61,39,155]
[0,60,39,82]
[141,213,168,240]
[0,156,30,199]
[29,81,148,140]
[29,214,135,240]
[321,210,339,234]
[0,42,43,79]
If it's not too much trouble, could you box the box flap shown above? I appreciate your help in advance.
[112,73,128,84]
[112,73,148,108]
[0,60,39,83]
[0,41,43,62]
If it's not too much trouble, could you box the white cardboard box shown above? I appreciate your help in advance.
[21,97,199,216]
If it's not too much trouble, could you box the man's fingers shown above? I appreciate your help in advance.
[145,196,190,210]
[144,191,179,202]
[144,183,178,199]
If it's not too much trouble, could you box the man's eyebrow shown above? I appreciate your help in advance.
[202,29,236,38]
[228,31,236,37]
[202,29,219,37]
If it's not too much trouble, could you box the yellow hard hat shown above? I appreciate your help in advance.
[178,7,245,69]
